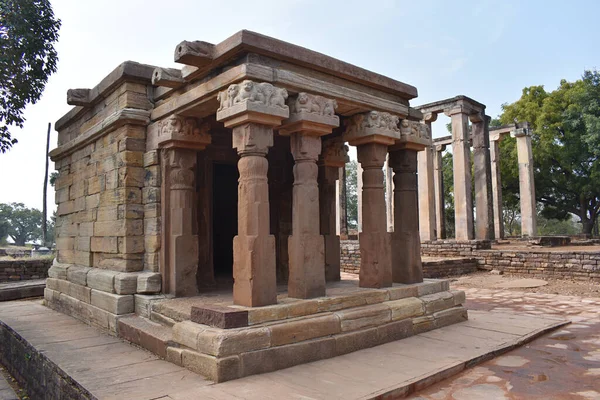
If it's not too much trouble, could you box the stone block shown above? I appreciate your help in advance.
[434,306,468,328]
[181,350,241,383]
[90,237,118,253]
[94,219,143,237]
[413,315,435,334]
[116,150,143,167]
[416,280,444,296]
[420,291,456,314]
[98,256,143,272]
[173,321,205,350]
[377,318,413,343]
[67,280,92,303]
[144,165,161,187]
[91,289,134,315]
[166,347,184,366]
[85,194,100,210]
[335,303,391,332]
[285,299,320,319]
[450,289,466,306]
[144,203,160,218]
[134,294,166,318]
[137,272,161,293]
[387,285,419,300]
[142,187,160,204]
[191,305,249,329]
[87,175,105,195]
[269,314,340,347]
[48,264,69,280]
[144,252,160,272]
[118,204,144,219]
[144,217,160,235]
[96,206,118,221]
[44,287,60,303]
[74,236,91,252]
[143,150,159,167]
[66,266,91,286]
[144,235,161,253]
[387,297,425,321]
[99,188,142,207]
[334,327,379,355]
[55,237,75,251]
[317,293,366,313]
[118,167,145,187]
[197,327,271,357]
[247,304,288,325]
[118,236,145,254]
[114,272,138,295]
[239,337,336,378]
[87,269,117,293]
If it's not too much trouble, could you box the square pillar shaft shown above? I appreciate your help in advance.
[514,130,537,237]
[417,144,436,240]
[490,139,504,239]
[434,145,446,239]
[472,118,494,240]
[385,157,394,232]
[450,111,474,240]
[390,148,423,284]
[320,165,341,282]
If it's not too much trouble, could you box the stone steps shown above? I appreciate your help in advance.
[117,315,173,359]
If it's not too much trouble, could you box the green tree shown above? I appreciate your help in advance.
[499,72,600,236]
[345,160,358,229]
[0,202,43,245]
[0,0,60,152]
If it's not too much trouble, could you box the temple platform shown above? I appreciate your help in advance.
[0,300,567,399]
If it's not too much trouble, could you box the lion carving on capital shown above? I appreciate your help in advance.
[217,80,288,111]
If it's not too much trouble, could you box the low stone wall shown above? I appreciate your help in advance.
[340,240,478,278]
[421,240,492,257]
[0,258,53,282]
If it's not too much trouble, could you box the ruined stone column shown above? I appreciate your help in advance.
[343,111,399,288]
[471,113,494,240]
[357,162,363,232]
[489,134,504,239]
[158,115,211,297]
[385,156,394,232]
[512,125,537,237]
[418,113,437,241]
[337,166,348,236]
[390,120,431,283]
[318,138,348,282]
[216,80,289,307]
[447,107,474,240]
[279,93,340,297]
[434,144,446,239]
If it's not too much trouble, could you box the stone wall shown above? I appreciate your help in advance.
[0,259,53,282]
[340,240,478,278]
[46,62,163,333]
[420,240,492,257]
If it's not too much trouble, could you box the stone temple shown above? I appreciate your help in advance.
[46,30,467,382]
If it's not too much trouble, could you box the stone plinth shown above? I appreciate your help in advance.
[216,80,289,307]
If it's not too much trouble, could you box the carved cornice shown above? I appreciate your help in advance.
[342,111,400,146]
[157,115,211,150]
[392,120,432,151]
[279,93,339,136]
[152,68,185,88]
[319,137,349,167]
[216,80,289,128]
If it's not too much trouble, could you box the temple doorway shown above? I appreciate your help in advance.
[212,163,238,281]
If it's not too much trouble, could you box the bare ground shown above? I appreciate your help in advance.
[451,270,600,298]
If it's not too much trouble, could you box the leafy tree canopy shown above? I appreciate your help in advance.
[0,0,60,152]
[498,71,600,235]
[0,202,43,246]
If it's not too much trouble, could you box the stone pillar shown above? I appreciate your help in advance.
[418,113,437,241]
[385,156,394,232]
[471,113,494,240]
[216,80,289,307]
[158,115,211,297]
[489,134,504,239]
[319,138,348,282]
[389,148,423,283]
[357,162,363,232]
[279,93,340,298]
[343,111,399,288]
[434,144,446,239]
[336,167,348,236]
[512,126,537,237]
[447,107,474,240]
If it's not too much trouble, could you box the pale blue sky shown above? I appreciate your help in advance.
[0,0,598,211]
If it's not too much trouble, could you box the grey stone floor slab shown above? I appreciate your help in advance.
[0,369,18,400]
[0,300,567,400]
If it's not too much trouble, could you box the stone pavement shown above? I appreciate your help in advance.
[0,279,46,301]
[411,287,600,399]
[0,366,18,400]
[0,299,565,399]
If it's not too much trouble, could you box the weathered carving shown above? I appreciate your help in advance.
[344,111,400,137]
[289,93,338,117]
[400,120,430,140]
[174,40,213,67]
[159,115,211,141]
[152,68,184,88]
[163,149,196,190]
[232,123,274,156]
[291,134,321,162]
[67,88,91,107]
[320,137,349,167]
[217,80,289,111]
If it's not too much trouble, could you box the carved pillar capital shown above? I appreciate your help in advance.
[392,119,432,151]
[216,80,289,128]
[342,111,400,146]
[319,137,349,168]
[161,148,197,190]
[157,114,211,150]
[279,93,340,136]
[423,112,438,123]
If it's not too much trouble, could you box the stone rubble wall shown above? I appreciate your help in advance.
[420,240,493,257]
[48,72,163,331]
[340,240,478,278]
[0,258,53,282]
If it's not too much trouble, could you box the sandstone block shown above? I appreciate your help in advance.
[173,321,206,350]
[144,218,161,235]
[91,289,134,315]
[144,203,160,218]
[144,235,161,253]
[90,237,118,253]
[377,318,413,343]
[270,314,340,347]
[387,297,425,321]
[247,304,288,325]
[118,204,144,219]
[98,256,143,272]
[413,315,435,334]
[142,187,160,204]
[118,167,145,188]
[335,327,379,355]
[335,303,391,332]
[144,165,161,187]
[94,219,143,237]
[143,150,159,167]
[74,236,91,252]
[285,299,320,319]
[96,206,118,222]
[317,293,366,313]
[166,347,184,366]
[87,175,105,195]
[434,306,468,328]
[450,289,466,306]
[67,280,92,303]
[66,266,91,286]
[87,269,117,293]
[144,252,160,272]
[387,285,419,300]
[118,236,145,254]
[99,188,142,207]
[44,288,60,303]
[416,280,444,296]
[198,327,271,357]
[48,263,69,279]
[134,294,166,318]
[114,272,138,295]
[421,291,456,314]
[118,138,146,152]
[191,305,249,329]
[137,272,161,293]
[181,350,241,383]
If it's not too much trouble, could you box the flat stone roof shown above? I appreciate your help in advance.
[415,95,486,114]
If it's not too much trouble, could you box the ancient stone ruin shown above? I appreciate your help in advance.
[46,30,466,382]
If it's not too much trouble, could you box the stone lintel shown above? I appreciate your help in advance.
[190,305,249,329]
[347,134,395,147]
[156,115,211,151]
[444,105,476,117]
[66,88,91,107]
[510,127,530,138]
[152,67,185,88]
[174,40,214,68]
